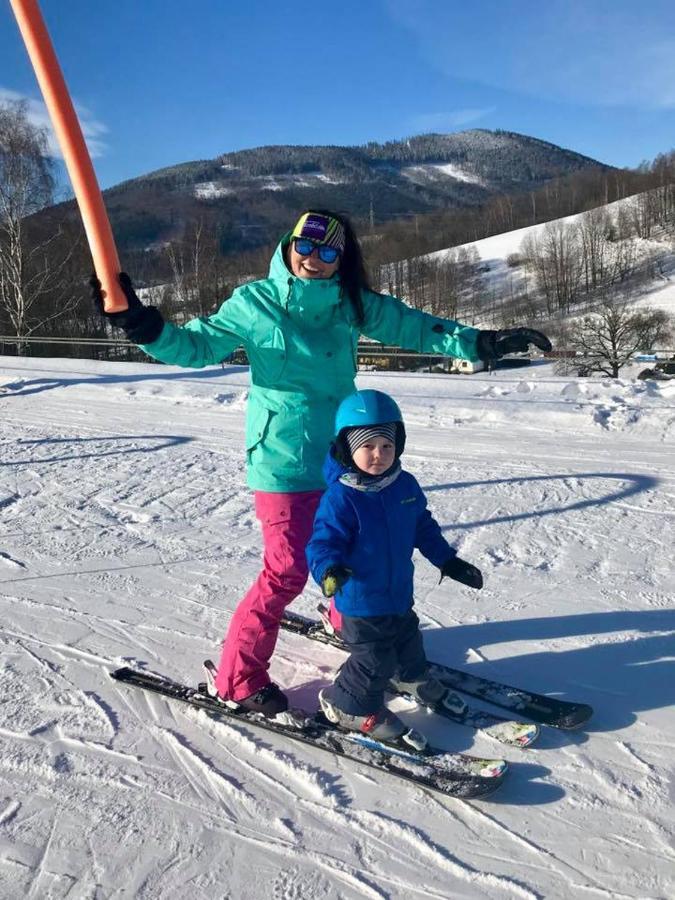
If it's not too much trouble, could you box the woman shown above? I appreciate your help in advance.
[93,209,550,715]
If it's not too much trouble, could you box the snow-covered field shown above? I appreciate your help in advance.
[428,195,675,326]
[1,355,674,899]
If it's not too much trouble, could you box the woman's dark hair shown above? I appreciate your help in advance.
[299,208,373,325]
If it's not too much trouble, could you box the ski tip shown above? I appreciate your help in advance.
[461,770,508,800]
[553,704,594,730]
[110,666,135,680]
[475,759,508,779]
[516,723,541,747]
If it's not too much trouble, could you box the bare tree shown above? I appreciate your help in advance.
[578,206,612,291]
[630,191,660,239]
[165,218,232,320]
[568,295,672,378]
[0,101,76,350]
[521,221,584,314]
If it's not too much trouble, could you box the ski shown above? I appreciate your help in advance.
[395,689,539,748]
[110,667,506,800]
[280,610,593,731]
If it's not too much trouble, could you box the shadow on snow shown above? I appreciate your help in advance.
[0,365,245,398]
[1,434,193,466]
[426,472,660,530]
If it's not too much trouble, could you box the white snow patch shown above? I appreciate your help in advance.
[258,172,345,191]
[401,163,485,186]
[195,181,235,199]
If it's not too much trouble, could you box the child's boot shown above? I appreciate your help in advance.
[390,673,468,716]
[318,689,427,751]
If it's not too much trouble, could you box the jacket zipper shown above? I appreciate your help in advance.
[380,493,394,598]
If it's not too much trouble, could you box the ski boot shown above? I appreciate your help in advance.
[390,673,468,716]
[203,660,289,717]
[318,689,428,752]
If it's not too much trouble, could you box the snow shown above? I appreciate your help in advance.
[1,355,674,899]
[194,181,235,199]
[194,172,348,197]
[429,195,675,321]
[431,198,627,267]
[258,172,346,191]
[401,163,485,185]
[632,277,675,316]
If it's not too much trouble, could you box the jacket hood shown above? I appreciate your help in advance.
[322,445,350,485]
[267,233,343,330]
[267,233,293,283]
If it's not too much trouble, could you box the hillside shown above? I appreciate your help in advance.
[48,130,609,256]
[431,194,675,322]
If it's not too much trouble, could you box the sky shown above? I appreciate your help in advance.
[1,0,674,190]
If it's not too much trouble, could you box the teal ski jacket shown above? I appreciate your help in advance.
[139,236,481,492]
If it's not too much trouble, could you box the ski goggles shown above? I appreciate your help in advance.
[292,238,341,265]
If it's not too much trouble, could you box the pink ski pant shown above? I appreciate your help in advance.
[215,489,342,701]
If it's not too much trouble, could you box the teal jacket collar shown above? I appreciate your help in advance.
[268,235,343,330]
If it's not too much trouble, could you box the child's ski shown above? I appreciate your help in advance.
[110,667,506,800]
[280,611,538,746]
[280,610,593,731]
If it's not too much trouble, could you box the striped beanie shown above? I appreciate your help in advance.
[291,212,346,252]
[344,423,397,457]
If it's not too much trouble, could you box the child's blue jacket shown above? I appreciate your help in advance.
[306,450,455,617]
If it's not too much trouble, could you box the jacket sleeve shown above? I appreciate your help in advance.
[306,489,356,586]
[137,288,253,368]
[413,482,455,568]
[360,290,481,361]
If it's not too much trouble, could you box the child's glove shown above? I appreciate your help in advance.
[439,556,483,589]
[321,565,352,598]
[90,272,165,344]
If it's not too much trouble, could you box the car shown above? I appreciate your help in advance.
[637,366,673,381]
[655,359,675,376]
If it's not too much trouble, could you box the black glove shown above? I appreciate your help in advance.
[476,327,552,363]
[440,556,483,590]
[90,272,164,344]
[320,565,352,598]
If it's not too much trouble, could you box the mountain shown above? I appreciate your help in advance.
[57,130,613,255]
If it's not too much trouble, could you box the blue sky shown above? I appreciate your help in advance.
[1,0,673,189]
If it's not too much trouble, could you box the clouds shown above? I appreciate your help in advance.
[409,107,496,132]
[0,87,109,157]
[387,0,675,110]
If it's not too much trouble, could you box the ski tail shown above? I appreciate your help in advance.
[110,666,505,800]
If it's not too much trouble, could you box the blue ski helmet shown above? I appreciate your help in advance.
[334,390,406,464]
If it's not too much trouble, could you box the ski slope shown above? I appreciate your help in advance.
[428,194,675,325]
[0,355,673,899]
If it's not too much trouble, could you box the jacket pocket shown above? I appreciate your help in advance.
[250,325,287,384]
[245,403,272,453]
[246,403,305,475]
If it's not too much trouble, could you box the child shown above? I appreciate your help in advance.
[306,389,483,749]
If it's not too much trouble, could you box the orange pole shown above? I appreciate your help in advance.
[9,0,128,312]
